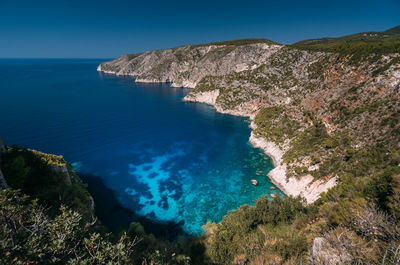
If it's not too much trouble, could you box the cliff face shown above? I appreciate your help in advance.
[98,42,281,88]
[98,41,400,204]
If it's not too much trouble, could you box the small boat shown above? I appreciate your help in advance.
[251,179,258,186]
[269,186,276,190]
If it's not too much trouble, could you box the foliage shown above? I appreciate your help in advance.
[365,166,400,212]
[254,107,299,143]
[0,189,139,264]
[283,121,332,163]
[205,196,309,264]
[292,28,400,63]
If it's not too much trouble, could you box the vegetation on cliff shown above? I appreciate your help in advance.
[1,147,93,221]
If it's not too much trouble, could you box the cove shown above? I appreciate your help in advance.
[0,59,282,236]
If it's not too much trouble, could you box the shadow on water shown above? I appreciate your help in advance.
[79,173,189,240]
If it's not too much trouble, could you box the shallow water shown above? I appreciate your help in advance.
[0,59,282,236]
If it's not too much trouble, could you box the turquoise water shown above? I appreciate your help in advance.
[0,59,282,236]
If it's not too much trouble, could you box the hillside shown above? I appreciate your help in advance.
[97,26,400,264]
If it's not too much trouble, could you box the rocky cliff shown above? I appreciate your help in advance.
[98,40,281,88]
[98,37,400,204]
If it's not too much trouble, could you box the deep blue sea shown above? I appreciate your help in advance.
[0,59,281,236]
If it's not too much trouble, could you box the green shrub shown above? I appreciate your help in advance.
[0,189,139,265]
[312,156,321,165]
[206,197,308,264]
[365,166,400,211]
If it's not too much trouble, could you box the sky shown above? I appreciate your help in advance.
[0,0,399,58]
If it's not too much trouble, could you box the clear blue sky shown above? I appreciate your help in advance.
[0,0,399,58]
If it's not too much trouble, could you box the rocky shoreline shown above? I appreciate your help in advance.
[248,131,337,203]
[183,93,337,203]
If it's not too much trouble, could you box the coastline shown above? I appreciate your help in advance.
[249,131,337,203]
[97,68,337,204]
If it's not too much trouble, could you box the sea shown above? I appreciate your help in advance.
[0,59,282,237]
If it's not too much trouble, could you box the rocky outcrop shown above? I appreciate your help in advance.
[184,90,219,106]
[309,237,352,265]
[29,149,74,184]
[15,148,96,220]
